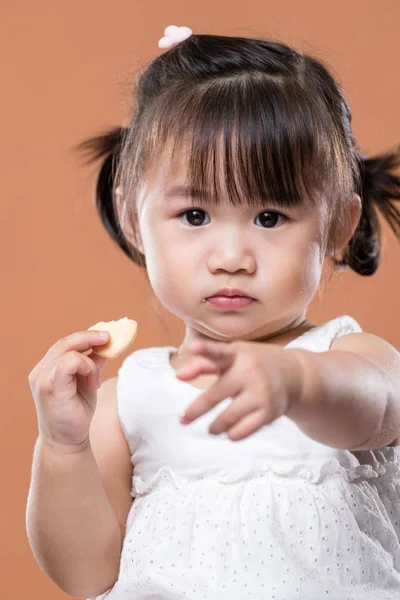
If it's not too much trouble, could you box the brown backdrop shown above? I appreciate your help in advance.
[1,1,399,598]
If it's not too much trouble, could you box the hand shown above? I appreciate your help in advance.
[28,329,111,450]
[176,340,304,441]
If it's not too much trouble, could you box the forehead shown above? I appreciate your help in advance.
[142,135,256,207]
[144,137,205,189]
[138,130,328,233]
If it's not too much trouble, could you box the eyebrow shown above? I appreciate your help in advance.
[165,184,297,211]
[165,185,211,202]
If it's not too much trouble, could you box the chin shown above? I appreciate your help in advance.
[200,321,261,342]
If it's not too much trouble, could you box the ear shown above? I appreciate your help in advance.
[115,186,145,255]
[327,193,362,257]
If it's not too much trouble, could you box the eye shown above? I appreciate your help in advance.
[255,211,286,228]
[179,209,210,227]
[178,208,286,228]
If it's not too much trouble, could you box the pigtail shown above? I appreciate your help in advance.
[74,126,139,262]
[334,145,400,275]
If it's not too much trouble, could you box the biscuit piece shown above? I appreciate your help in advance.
[88,317,137,359]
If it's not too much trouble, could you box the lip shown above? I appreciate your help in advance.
[206,296,255,309]
[207,288,255,299]
[205,288,256,310]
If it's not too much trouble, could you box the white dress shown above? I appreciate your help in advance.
[90,315,400,600]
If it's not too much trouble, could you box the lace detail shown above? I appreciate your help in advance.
[132,450,400,496]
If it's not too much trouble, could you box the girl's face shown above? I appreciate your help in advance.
[134,147,327,345]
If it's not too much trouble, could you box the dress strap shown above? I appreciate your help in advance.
[285,315,362,353]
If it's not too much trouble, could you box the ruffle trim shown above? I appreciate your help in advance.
[132,455,400,495]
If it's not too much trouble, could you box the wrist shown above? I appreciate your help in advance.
[284,348,318,423]
[37,434,91,456]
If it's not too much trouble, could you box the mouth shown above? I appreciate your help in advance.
[205,288,256,309]
[208,288,255,299]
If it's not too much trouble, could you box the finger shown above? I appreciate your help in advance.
[46,330,111,360]
[46,352,99,395]
[208,393,258,435]
[76,356,101,391]
[227,409,266,441]
[188,340,236,373]
[176,357,219,381]
[83,350,108,375]
[181,374,242,423]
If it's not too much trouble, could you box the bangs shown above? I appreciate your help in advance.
[137,74,343,210]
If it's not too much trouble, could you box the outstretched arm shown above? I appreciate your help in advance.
[287,332,400,450]
[178,332,400,450]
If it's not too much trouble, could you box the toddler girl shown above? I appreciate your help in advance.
[27,26,400,599]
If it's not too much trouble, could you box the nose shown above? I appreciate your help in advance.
[207,233,256,274]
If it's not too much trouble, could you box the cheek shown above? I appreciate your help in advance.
[145,246,175,291]
[140,226,188,304]
[275,240,322,300]
[294,242,323,296]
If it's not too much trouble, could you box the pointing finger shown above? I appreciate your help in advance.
[181,374,242,423]
[188,340,236,373]
[176,357,218,381]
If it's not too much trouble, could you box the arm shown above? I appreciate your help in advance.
[286,332,400,450]
[26,377,133,598]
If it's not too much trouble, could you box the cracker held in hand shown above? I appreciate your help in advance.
[88,317,138,359]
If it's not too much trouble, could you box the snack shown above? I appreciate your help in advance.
[88,317,138,359]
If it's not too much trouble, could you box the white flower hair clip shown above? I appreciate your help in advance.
[158,25,193,49]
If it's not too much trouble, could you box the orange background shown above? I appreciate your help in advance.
[1,1,399,598]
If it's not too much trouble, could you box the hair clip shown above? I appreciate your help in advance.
[158,25,193,49]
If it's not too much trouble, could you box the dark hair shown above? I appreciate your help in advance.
[75,34,400,276]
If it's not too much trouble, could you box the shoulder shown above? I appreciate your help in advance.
[331,331,400,447]
[330,330,400,376]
